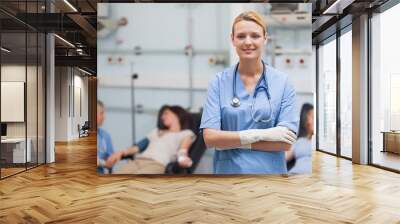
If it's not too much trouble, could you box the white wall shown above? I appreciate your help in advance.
[54,67,89,141]
[1,65,26,141]
[1,64,46,163]
[55,67,68,141]
[1,66,26,127]
[98,3,231,150]
[1,82,25,122]
[72,74,89,138]
[1,65,38,138]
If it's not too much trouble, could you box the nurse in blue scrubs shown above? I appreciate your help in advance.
[200,11,299,174]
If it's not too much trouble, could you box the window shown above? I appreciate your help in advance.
[318,37,337,154]
[0,1,47,179]
[339,29,352,158]
[371,2,400,171]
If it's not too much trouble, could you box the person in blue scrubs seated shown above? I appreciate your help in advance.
[97,100,139,174]
[286,103,314,174]
[200,11,299,174]
[97,100,115,174]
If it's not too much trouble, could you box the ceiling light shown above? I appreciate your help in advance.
[1,47,11,53]
[76,48,84,55]
[63,0,78,12]
[323,0,342,14]
[78,67,93,76]
[54,34,75,48]
[323,0,354,15]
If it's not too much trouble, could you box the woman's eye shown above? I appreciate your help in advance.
[251,34,261,38]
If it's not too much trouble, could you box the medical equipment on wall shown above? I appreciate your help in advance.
[231,61,273,123]
[208,55,227,66]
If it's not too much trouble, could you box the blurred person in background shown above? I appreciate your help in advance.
[108,105,195,174]
[97,100,115,174]
[286,103,314,174]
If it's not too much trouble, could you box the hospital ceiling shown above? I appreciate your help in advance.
[0,0,395,75]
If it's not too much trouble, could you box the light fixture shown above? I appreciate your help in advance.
[78,67,93,76]
[63,0,78,12]
[54,34,75,48]
[76,48,85,55]
[322,0,354,15]
[1,47,11,53]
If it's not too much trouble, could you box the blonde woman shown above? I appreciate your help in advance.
[200,11,299,174]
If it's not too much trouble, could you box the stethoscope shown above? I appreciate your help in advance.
[231,60,273,123]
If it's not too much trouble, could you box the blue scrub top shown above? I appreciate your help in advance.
[200,62,299,174]
[97,128,114,161]
[288,137,312,174]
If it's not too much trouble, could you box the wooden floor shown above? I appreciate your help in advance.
[1,167,26,177]
[372,150,400,171]
[1,163,44,178]
[1,135,400,223]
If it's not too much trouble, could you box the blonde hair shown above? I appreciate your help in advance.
[232,11,267,36]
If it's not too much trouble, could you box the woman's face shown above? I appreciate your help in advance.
[231,20,267,61]
[161,109,180,129]
[306,109,314,136]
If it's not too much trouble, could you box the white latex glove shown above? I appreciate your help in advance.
[239,126,297,145]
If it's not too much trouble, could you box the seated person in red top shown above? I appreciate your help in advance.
[106,105,195,174]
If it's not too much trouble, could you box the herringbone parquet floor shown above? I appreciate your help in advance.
[1,135,400,223]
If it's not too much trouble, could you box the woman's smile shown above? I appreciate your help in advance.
[242,48,256,54]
